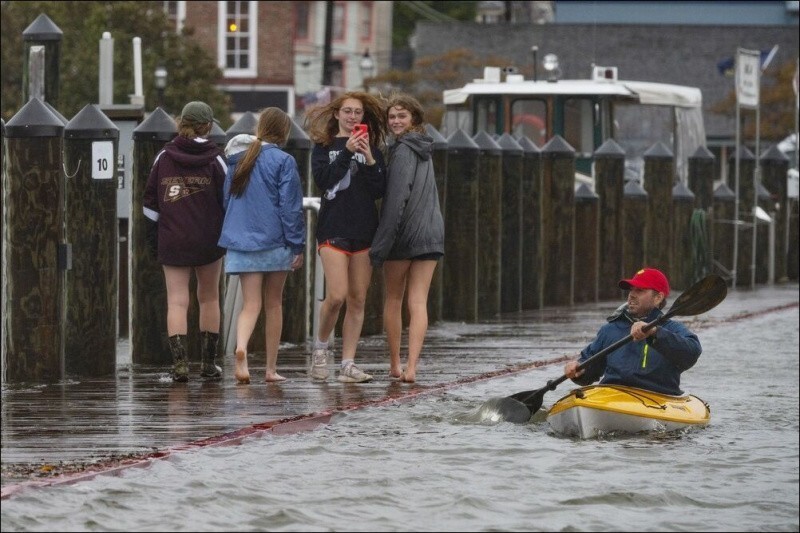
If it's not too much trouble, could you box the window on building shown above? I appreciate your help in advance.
[333,2,345,41]
[360,2,372,40]
[295,1,310,41]
[218,1,258,77]
[162,1,185,33]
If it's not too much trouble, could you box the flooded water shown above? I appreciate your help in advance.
[1,307,798,532]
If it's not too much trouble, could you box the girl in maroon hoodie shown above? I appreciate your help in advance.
[143,101,227,382]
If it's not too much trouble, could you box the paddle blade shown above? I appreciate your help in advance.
[467,397,532,424]
[510,388,547,415]
[668,274,727,318]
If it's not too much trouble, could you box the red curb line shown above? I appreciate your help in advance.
[2,302,796,500]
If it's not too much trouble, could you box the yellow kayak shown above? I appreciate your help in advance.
[546,384,710,439]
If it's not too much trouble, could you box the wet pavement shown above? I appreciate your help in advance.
[1,282,798,497]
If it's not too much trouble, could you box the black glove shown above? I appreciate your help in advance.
[144,218,158,257]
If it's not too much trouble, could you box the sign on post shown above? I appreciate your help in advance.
[736,48,760,109]
[91,141,114,180]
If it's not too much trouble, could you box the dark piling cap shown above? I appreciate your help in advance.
[65,104,119,139]
[713,182,735,199]
[285,117,311,150]
[542,134,575,155]
[5,97,65,138]
[226,112,258,141]
[689,145,715,161]
[424,124,448,150]
[594,138,625,158]
[643,141,673,159]
[497,133,523,155]
[22,13,63,41]
[624,179,648,198]
[515,134,541,155]
[133,107,177,141]
[575,182,599,202]
[672,181,695,201]
[472,130,501,155]
[446,129,479,154]
[209,121,227,145]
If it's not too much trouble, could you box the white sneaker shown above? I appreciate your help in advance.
[309,349,330,381]
[337,363,373,383]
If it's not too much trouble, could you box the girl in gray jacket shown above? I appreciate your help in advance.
[370,94,445,383]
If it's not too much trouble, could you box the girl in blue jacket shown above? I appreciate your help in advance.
[219,108,306,384]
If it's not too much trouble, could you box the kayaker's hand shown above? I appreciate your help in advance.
[631,321,656,341]
[565,360,584,379]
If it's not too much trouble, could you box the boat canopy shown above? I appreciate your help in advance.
[443,79,701,108]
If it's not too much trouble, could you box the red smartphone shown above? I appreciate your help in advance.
[352,123,368,136]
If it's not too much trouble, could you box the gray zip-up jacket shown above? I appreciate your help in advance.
[370,131,444,267]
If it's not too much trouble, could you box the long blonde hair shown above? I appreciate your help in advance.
[304,91,387,148]
[230,107,291,197]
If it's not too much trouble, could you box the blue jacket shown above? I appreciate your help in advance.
[219,141,305,255]
[573,307,702,395]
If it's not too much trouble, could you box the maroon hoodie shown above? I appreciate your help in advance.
[143,136,227,266]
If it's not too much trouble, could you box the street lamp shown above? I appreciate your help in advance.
[359,49,375,91]
[154,64,167,109]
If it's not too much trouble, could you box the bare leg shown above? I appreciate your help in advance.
[341,252,372,362]
[263,271,289,382]
[163,266,191,336]
[194,258,223,333]
[383,260,411,378]
[402,260,438,383]
[317,248,350,346]
[234,273,263,384]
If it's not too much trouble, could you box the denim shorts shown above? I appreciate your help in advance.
[225,246,294,274]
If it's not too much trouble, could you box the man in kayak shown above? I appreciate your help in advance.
[564,268,701,396]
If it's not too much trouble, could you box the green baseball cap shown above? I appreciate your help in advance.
[180,101,216,124]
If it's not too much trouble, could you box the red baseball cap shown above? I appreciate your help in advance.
[619,268,670,297]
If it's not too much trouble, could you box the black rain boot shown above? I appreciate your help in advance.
[168,334,189,382]
[200,331,222,378]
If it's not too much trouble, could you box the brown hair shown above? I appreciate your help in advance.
[386,93,426,135]
[304,91,387,148]
[177,118,212,139]
[230,107,292,197]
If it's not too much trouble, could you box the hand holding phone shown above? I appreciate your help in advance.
[352,123,368,137]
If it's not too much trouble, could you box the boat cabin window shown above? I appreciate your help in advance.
[510,98,546,146]
[564,98,595,157]
[474,97,499,134]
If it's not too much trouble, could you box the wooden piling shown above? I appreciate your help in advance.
[574,183,599,303]
[517,135,542,310]
[540,135,575,307]
[22,14,62,108]
[671,181,695,291]
[442,130,479,322]
[642,142,674,273]
[729,146,756,287]
[760,145,790,282]
[130,108,177,365]
[425,124,448,325]
[473,131,502,319]
[712,182,736,280]
[498,133,523,313]
[63,104,120,376]
[2,98,66,383]
[593,139,626,301]
[622,181,648,287]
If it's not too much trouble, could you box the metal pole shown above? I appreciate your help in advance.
[751,101,760,289]
[321,1,333,87]
[732,103,740,289]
